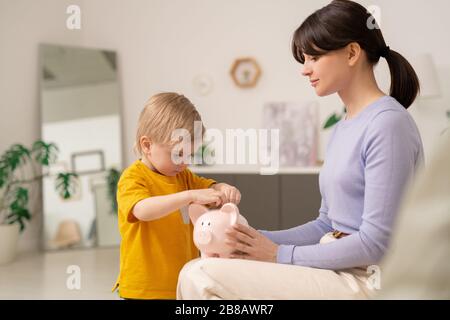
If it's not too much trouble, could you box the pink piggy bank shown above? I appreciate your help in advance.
[189,203,249,258]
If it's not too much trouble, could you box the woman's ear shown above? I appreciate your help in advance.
[347,42,361,67]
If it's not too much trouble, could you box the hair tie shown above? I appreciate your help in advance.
[379,46,390,58]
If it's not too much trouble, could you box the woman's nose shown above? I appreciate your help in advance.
[301,65,312,77]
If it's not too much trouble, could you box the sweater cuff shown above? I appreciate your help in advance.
[277,245,295,264]
[257,229,269,237]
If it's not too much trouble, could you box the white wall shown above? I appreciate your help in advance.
[1,0,449,252]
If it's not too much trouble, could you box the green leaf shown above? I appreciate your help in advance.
[6,187,31,233]
[107,168,121,214]
[323,113,342,129]
[8,218,26,232]
[9,187,28,210]
[0,144,31,187]
[55,172,78,199]
[0,163,9,188]
[32,141,59,166]
[322,107,347,130]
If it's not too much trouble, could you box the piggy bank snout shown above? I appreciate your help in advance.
[196,230,212,245]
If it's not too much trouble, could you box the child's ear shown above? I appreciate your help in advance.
[140,136,152,154]
[188,204,208,224]
[220,203,240,225]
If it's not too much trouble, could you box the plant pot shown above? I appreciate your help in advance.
[0,224,20,265]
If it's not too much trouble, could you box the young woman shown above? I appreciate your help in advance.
[177,0,424,299]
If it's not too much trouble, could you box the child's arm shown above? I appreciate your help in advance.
[132,189,225,222]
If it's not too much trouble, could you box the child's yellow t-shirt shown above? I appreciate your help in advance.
[112,159,216,299]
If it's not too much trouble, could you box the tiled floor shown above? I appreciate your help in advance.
[0,247,121,300]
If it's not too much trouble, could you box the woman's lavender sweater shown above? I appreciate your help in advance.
[261,96,424,270]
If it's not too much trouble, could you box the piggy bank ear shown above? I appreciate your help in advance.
[220,203,240,225]
[188,204,208,224]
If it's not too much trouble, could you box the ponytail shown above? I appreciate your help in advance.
[384,50,420,109]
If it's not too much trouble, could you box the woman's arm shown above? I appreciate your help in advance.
[228,111,423,269]
[258,199,333,246]
[224,199,333,262]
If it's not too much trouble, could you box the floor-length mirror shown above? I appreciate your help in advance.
[39,44,123,250]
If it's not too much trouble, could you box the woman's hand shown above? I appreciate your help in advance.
[211,183,241,205]
[225,223,278,263]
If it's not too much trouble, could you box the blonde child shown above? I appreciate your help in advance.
[112,92,241,299]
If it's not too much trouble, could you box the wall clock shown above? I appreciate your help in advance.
[193,74,213,96]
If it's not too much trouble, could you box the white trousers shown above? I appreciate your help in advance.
[177,233,377,300]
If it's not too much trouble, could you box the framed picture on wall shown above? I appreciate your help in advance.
[263,101,319,167]
[71,150,105,175]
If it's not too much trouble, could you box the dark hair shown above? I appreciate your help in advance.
[292,0,420,109]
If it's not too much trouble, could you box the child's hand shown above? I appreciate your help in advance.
[189,189,225,207]
[211,183,241,205]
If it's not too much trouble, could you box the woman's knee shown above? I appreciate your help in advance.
[179,258,202,283]
[177,258,219,299]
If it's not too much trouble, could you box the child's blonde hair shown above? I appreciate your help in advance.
[134,92,205,155]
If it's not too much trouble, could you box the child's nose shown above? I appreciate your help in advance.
[179,163,188,169]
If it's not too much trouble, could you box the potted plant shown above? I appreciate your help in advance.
[0,141,78,264]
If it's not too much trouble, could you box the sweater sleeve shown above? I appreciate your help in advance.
[277,111,422,269]
[259,198,333,246]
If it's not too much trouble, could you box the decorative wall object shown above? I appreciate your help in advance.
[230,57,261,88]
[263,101,319,167]
[71,149,106,175]
[193,74,213,96]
